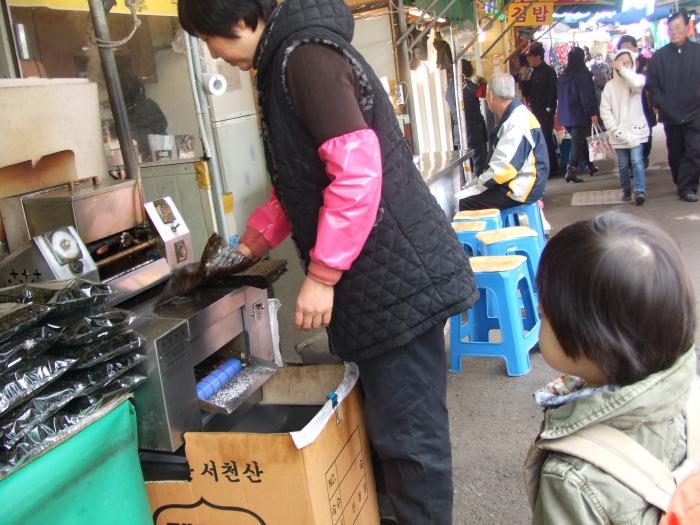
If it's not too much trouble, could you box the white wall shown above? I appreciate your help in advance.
[352,14,398,85]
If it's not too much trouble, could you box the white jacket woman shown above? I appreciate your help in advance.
[599,50,649,148]
[600,50,649,205]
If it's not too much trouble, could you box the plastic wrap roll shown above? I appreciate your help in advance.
[202,73,227,96]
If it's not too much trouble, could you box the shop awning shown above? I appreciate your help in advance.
[413,0,476,22]
[7,0,177,16]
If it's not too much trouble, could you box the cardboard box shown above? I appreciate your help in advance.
[146,364,380,525]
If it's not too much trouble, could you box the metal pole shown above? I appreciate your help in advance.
[454,0,515,62]
[186,36,228,237]
[481,0,538,60]
[450,26,465,152]
[395,0,440,46]
[407,0,458,52]
[87,0,140,182]
[0,1,18,78]
[395,0,420,151]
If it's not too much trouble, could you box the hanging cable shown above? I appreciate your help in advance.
[88,0,143,48]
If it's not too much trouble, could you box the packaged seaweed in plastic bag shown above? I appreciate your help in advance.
[0,324,63,372]
[58,353,146,398]
[0,303,50,344]
[0,280,112,319]
[58,330,143,369]
[61,374,147,416]
[0,378,86,449]
[2,412,83,471]
[54,309,135,346]
[0,355,77,417]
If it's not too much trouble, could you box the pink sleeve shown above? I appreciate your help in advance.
[244,187,291,253]
[309,128,382,277]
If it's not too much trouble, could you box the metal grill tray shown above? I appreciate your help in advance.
[199,357,277,415]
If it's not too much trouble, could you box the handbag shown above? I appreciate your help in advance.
[587,122,615,162]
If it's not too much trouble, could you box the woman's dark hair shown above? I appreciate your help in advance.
[536,211,696,386]
[617,34,638,50]
[564,47,587,75]
[461,60,475,78]
[178,0,278,38]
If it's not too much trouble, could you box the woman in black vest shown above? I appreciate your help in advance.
[178,0,476,522]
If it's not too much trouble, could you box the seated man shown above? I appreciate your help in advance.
[458,73,549,211]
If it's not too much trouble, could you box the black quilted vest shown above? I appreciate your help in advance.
[254,0,477,361]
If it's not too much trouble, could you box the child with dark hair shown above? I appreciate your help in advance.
[526,211,697,524]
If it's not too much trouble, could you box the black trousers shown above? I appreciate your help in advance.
[664,120,700,195]
[357,323,452,525]
[459,188,522,211]
[534,111,559,176]
[566,125,592,171]
[469,141,489,177]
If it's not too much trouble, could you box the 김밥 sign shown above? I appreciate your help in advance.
[507,2,554,26]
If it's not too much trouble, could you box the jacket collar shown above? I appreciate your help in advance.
[493,98,521,138]
[254,0,354,74]
[539,348,698,439]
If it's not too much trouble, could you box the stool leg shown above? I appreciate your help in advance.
[499,272,532,376]
[517,275,537,333]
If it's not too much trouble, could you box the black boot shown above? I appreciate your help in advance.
[587,162,599,175]
[565,167,583,183]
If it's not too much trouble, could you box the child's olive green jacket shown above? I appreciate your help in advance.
[525,349,697,524]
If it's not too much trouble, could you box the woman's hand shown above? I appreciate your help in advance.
[236,242,253,259]
[591,115,599,126]
[295,276,334,330]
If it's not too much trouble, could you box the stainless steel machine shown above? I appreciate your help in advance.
[0,179,191,294]
[126,284,276,452]
[0,175,278,455]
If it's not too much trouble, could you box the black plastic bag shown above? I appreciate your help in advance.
[58,353,146,398]
[0,356,77,417]
[58,330,143,369]
[54,309,135,346]
[0,378,86,449]
[0,280,112,319]
[0,303,50,344]
[0,324,63,372]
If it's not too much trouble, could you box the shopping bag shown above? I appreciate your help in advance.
[587,123,614,162]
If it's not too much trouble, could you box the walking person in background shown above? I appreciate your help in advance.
[647,10,700,202]
[557,47,600,183]
[618,35,657,169]
[600,49,650,205]
[461,60,488,176]
[590,53,611,106]
[521,43,560,177]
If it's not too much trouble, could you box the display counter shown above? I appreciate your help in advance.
[417,150,473,218]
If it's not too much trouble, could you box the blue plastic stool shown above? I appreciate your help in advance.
[476,226,541,294]
[449,255,540,376]
[452,221,487,256]
[453,209,503,231]
[500,203,546,251]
